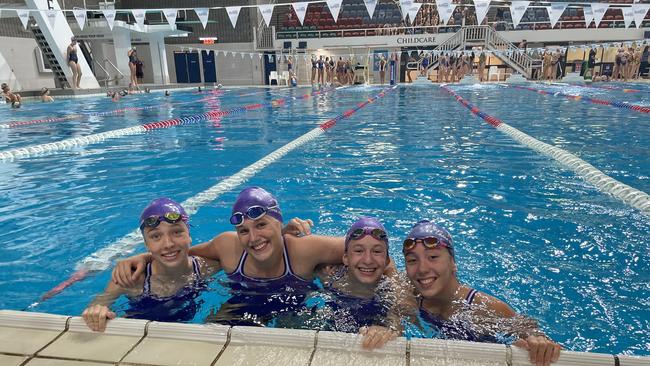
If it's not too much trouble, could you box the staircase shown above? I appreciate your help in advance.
[31,26,70,89]
[425,26,540,79]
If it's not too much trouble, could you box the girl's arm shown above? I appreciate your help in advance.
[82,280,131,332]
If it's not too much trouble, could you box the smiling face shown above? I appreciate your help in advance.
[404,244,457,300]
[235,215,283,263]
[143,221,191,268]
[343,236,388,286]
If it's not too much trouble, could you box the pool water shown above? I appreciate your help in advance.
[0,84,648,355]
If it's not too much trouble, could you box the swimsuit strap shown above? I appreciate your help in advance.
[191,256,202,277]
[465,288,478,305]
[281,237,295,276]
[143,262,153,295]
[233,247,248,276]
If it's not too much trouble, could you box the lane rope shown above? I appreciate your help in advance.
[550,82,642,93]
[26,85,396,308]
[441,85,650,217]
[0,89,277,129]
[500,84,650,114]
[0,87,337,162]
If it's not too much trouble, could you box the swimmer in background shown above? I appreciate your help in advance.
[366,220,562,366]
[1,83,22,108]
[379,55,387,85]
[40,87,54,102]
[164,90,171,96]
[82,198,221,331]
[113,187,346,327]
[66,37,82,89]
[128,47,139,90]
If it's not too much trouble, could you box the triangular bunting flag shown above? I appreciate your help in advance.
[195,8,210,29]
[258,4,274,27]
[509,1,529,29]
[362,0,378,19]
[474,0,491,25]
[327,0,343,22]
[163,9,178,27]
[292,2,309,25]
[400,0,413,21]
[546,3,567,28]
[622,6,634,28]
[226,6,242,28]
[46,9,58,29]
[583,6,594,28]
[435,0,456,25]
[103,9,116,30]
[406,3,423,24]
[73,9,87,31]
[131,9,146,29]
[17,10,30,29]
[591,3,609,28]
[632,4,650,28]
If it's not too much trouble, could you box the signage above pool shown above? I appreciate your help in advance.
[396,36,436,45]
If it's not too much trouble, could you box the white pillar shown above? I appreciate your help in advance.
[112,27,132,86]
[0,51,22,91]
[147,34,169,84]
[25,0,100,89]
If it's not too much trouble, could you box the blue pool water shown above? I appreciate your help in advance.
[0,84,648,355]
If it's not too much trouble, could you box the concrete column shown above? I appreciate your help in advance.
[147,34,169,84]
[112,27,132,86]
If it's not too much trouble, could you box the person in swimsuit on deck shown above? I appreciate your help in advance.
[390,220,562,366]
[82,198,220,331]
[112,187,345,327]
[128,47,139,90]
[379,55,387,85]
[311,56,318,84]
[66,37,82,89]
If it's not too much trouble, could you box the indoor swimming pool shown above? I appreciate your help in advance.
[0,83,648,356]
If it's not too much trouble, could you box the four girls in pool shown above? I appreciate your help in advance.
[100,187,561,365]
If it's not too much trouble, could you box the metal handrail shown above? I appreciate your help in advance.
[103,58,124,78]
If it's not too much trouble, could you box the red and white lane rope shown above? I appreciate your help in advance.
[27,85,396,308]
[441,85,650,217]
[0,88,337,162]
[500,84,650,114]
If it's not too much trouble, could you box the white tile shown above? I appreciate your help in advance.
[0,311,68,355]
[311,331,406,366]
[0,354,29,366]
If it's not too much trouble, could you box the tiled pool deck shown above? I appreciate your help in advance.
[0,310,647,366]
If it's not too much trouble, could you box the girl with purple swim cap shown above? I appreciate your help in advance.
[112,187,347,326]
[82,198,220,332]
[398,220,562,366]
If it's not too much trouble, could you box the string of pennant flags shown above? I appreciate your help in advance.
[168,38,647,65]
[1,0,649,32]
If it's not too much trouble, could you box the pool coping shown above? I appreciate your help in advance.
[0,310,647,366]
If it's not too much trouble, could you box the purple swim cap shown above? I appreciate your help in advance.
[406,220,454,258]
[231,187,283,224]
[139,197,189,229]
[344,216,389,251]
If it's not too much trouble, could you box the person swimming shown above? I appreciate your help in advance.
[113,187,346,327]
[2,82,22,108]
[82,198,220,331]
[312,217,400,348]
[40,87,54,102]
[399,220,561,366]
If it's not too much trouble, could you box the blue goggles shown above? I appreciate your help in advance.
[230,205,279,226]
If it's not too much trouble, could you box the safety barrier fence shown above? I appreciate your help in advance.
[25,86,397,310]
[0,87,337,162]
[501,84,650,114]
[441,85,650,218]
[0,89,272,129]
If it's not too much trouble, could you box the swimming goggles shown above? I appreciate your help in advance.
[402,237,449,252]
[230,205,279,226]
[348,228,388,242]
[140,211,186,229]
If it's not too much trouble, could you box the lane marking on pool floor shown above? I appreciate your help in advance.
[27,85,396,309]
[499,83,650,114]
[441,85,650,217]
[0,87,340,162]
[0,88,278,129]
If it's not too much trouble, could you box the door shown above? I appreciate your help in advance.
[187,52,201,83]
[174,52,189,83]
[202,50,217,83]
[263,51,277,85]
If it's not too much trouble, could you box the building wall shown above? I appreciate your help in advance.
[0,36,56,91]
